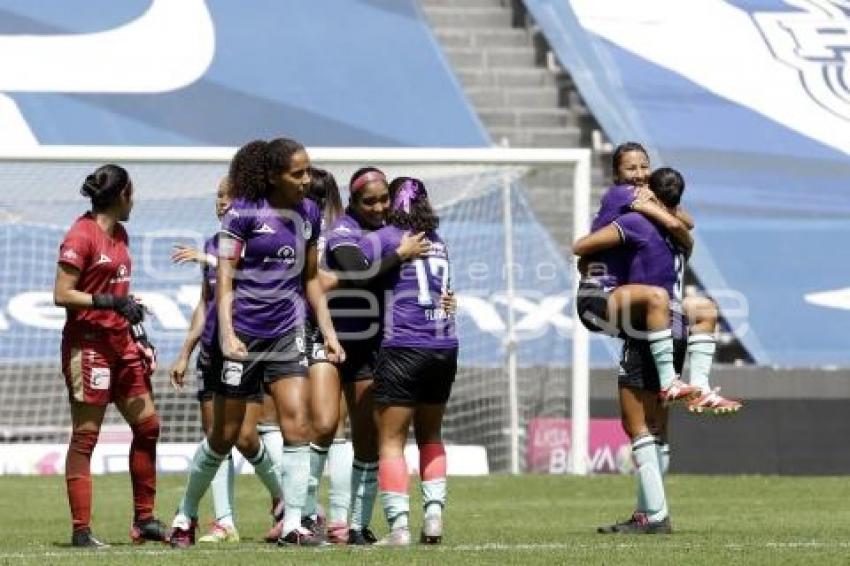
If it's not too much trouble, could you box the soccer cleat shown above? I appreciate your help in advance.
[326,521,349,545]
[169,516,197,549]
[420,515,443,544]
[301,514,326,538]
[264,519,285,543]
[277,526,325,547]
[375,527,412,546]
[348,527,378,546]
[597,512,672,535]
[129,518,169,545]
[658,378,702,405]
[198,521,240,544]
[71,527,110,548]
[687,388,743,415]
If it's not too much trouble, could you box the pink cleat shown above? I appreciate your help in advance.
[687,388,743,415]
[326,521,349,545]
[658,378,702,405]
[169,517,197,549]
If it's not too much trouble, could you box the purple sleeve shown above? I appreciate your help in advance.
[613,212,650,246]
[359,227,398,265]
[219,204,251,242]
[592,185,636,230]
[326,222,359,251]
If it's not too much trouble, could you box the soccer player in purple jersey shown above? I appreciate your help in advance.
[319,167,431,545]
[169,177,287,544]
[592,143,740,414]
[170,138,343,548]
[297,166,354,543]
[576,168,690,534]
[359,177,458,546]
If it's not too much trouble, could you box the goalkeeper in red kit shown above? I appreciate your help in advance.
[53,164,166,548]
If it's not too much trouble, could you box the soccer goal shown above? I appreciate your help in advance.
[0,146,592,475]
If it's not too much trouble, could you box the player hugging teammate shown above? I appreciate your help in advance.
[573,142,742,534]
[156,141,458,549]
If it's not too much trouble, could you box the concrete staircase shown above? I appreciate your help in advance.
[419,0,609,254]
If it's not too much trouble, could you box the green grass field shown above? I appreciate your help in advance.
[2,473,849,565]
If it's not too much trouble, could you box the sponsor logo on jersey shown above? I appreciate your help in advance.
[263,245,296,264]
[96,253,111,264]
[755,1,850,121]
[253,223,275,234]
[62,248,78,260]
[109,264,131,284]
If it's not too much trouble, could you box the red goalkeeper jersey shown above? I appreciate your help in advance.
[57,213,132,331]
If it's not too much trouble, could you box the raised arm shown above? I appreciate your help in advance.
[327,232,429,290]
[631,199,693,253]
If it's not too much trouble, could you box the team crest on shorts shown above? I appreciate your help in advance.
[754,1,850,121]
[222,360,243,386]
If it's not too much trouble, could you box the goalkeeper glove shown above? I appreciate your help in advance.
[130,323,157,374]
[92,294,146,325]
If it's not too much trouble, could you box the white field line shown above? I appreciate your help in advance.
[2,541,850,559]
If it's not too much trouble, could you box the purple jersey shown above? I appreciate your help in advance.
[324,212,381,339]
[615,212,681,301]
[591,184,635,232]
[583,185,637,289]
[199,235,219,348]
[360,226,458,349]
[220,197,321,338]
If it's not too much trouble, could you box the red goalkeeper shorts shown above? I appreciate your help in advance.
[61,325,152,406]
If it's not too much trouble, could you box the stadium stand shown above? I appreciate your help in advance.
[520,0,850,366]
[1,0,488,147]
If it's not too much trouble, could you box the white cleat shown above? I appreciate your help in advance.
[420,515,442,544]
[375,527,411,546]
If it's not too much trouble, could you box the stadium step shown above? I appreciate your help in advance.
[466,87,561,108]
[477,107,574,128]
[444,46,537,68]
[489,127,582,148]
[425,8,514,28]
[434,28,532,49]
[456,68,557,88]
[420,0,610,265]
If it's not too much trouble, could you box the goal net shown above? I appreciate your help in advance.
[0,146,600,473]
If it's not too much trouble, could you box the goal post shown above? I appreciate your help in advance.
[0,145,592,475]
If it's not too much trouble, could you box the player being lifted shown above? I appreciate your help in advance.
[359,177,458,546]
[585,142,741,413]
[54,164,167,547]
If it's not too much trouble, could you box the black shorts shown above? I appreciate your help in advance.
[305,319,330,367]
[374,346,458,406]
[215,327,307,400]
[338,337,381,383]
[618,311,687,392]
[576,280,618,336]
[195,343,220,402]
